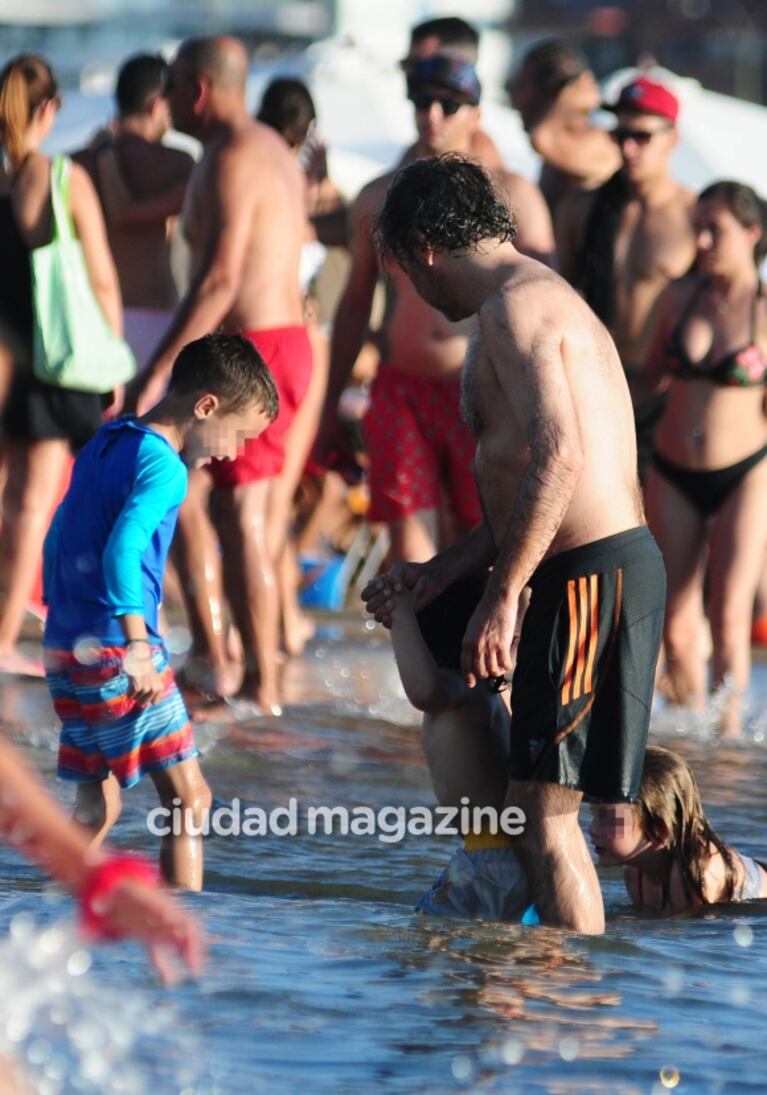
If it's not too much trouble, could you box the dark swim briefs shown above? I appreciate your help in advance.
[508,527,666,803]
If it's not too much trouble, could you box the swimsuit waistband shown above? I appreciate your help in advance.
[531,527,659,589]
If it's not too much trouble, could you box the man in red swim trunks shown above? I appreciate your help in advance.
[316,54,553,562]
[131,36,310,713]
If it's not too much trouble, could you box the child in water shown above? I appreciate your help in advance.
[590,745,767,909]
[386,573,532,920]
[43,334,277,891]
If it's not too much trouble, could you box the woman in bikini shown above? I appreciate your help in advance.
[645,181,767,734]
[590,745,767,911]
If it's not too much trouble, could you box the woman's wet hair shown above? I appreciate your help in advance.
[374,153,516,266]
[575,169,629,328]
[168,333,279,419]
[0,53,58,169]
[257,77,316,149]
[635,746,735,904]
[415,574,506,691]
[697,180,767,266]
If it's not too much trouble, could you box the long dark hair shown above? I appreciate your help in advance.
[636,746,736,905]
[575,169,629,328]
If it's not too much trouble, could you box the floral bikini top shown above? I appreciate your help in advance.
[664,281,767,387]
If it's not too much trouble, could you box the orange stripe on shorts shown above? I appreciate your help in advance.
[560,579,579,704]
[584,573,599,693]
[572,576,590,700]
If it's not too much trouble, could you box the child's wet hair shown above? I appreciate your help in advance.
[415,574,506,689]
[168,333,279,419]
[636,746,736,904]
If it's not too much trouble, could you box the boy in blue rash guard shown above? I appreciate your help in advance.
[43,333,278,890]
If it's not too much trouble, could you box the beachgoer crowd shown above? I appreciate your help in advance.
[0,14,765,967]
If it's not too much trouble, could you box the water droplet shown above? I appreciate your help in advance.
[26,1038,51,1065]
[734,924,754,948]
[66,950,92,977]
[165,626,193,655]
[663,966,684,994]
[559,1036,579,1061]
[73,636,100,665]
[451,1055,472,1081]
[10,913,35,940]
[660,1065,681,1088]
[500,1037,524,1064]
[364,619,376,630]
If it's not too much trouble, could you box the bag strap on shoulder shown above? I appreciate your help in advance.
[49,155,75,242]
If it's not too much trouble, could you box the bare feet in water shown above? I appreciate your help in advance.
[177,657,242,702]
[282,610,316,658]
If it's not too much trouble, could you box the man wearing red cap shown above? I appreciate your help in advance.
[557,75,696,482]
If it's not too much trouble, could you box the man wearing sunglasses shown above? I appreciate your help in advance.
[557,76,696,483]
[316,54,554,564]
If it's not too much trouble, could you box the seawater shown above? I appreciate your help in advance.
[1,618,766,1094]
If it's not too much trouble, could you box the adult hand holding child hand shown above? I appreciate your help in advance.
[361,560,445,628]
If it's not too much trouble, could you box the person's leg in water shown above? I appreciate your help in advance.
[269,321,328,656]
[72,774,122,848]
[173,468,241,699]
[211,479,282,714]
[0,439,70,675]
[646,464,708,707]
[506,780,604,934]
[706,455,767,736]
[149,758,212,891]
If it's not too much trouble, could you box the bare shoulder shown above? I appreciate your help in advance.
[68,160,97,197]
[497,169,542,204]
[676,183,696,210]
[356,171,395,214]
[480,265,565,347]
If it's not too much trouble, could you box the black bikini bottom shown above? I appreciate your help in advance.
[651,443,767,519]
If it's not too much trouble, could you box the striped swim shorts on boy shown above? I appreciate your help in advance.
[45,644,197,789]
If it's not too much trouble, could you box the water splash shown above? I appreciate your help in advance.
[0,914,201,1094]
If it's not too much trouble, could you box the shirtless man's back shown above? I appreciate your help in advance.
[364,155,666,935]
[317,54,554,563]
[132,36,309,713]
[556,77,696,479]
[74,54,194,365]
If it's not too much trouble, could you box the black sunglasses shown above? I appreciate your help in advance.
[409,91,465,116]
[610,124,672,146]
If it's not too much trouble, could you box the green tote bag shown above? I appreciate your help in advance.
[31,155,136,393]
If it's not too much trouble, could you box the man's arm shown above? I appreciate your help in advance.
[103,439,187,703]
[503,172,556,268]
[95,145,192,226]
[314,181,382,458]
[133,140,258,410]
[462,291,584,682]
[362,522,496,626]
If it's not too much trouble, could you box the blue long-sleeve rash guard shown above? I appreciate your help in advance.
[44,418,188,647]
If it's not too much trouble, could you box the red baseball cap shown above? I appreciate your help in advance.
[603,76,679,123]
